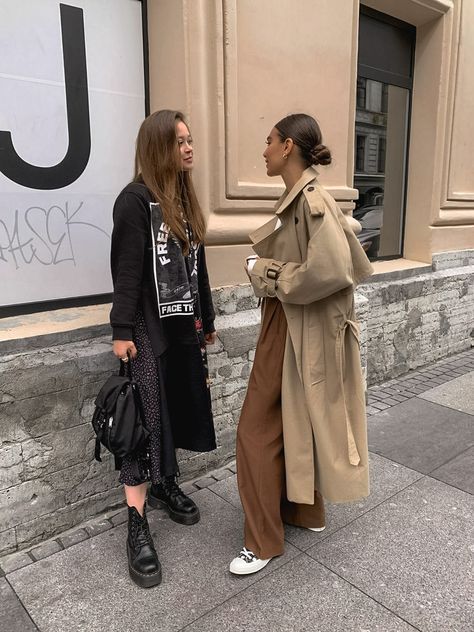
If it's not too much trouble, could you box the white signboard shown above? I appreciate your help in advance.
[0,0,146,307]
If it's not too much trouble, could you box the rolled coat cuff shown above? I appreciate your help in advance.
[250,258,283,297]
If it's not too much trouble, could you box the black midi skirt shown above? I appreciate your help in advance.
[119,311,216,487]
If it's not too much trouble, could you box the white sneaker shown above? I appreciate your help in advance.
[229,547,272,575]
[307,526,326,532]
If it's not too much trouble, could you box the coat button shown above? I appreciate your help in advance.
[295,217,299,224]
[307,186,314,191]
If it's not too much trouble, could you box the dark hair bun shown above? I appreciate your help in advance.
[311,144,332,166]
[274,114,332,168]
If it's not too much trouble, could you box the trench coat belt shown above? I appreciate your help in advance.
[335,319,361,466]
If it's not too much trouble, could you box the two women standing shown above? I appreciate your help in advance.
[110,109,372,586]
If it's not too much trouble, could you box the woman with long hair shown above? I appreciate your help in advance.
[229,113,373,575]
[110,110,217,587]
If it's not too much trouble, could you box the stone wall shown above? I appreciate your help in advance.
[359,251,474,384]
[0,285,261,556]
[0,251,472,555]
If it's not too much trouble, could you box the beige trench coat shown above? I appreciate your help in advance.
[249,167,374,504]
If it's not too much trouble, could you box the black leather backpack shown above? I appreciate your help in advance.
[91,360,149,462]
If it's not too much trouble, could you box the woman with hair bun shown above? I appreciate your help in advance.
[229,113,373,575]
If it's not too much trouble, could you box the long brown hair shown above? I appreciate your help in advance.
[134,110,206,253]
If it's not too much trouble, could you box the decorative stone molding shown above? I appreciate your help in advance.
[439,0,474,211]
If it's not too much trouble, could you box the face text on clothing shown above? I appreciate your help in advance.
[161,302,194,315]
[156,222,171,265]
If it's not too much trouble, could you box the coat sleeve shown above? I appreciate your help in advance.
[109,191,149,340]
[249,197,353,305]
[197,243,216,334]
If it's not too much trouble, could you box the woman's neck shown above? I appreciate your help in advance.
[281,164,305,193]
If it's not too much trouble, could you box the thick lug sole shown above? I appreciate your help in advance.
[127,544,162,588]
[148,495,200,525]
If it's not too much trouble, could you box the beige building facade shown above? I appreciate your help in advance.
[148,0,474,286]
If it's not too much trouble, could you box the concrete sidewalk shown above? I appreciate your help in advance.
[1,350,473,632]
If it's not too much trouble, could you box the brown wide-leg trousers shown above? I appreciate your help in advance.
[236,297,325,560]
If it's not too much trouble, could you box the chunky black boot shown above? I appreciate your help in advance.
[127,505,162,588]
[148,476,200,525]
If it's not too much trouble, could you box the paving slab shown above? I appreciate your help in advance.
[7,489,299,632]
[0,551,33,574]
[109,508,128,526]
[368,397,474,473]
[84,518,113,538]
[180,481,198,496]
[185,555,417,632]
[211,468,234,481]
[366,405,381,416]
[419,372,474,415]
[0,578,38,632]
[207,472,241,509]
[209,455,422,551]
[193,476,216,489]
[30,540,62,562]
[59,528,89,549]
[283,453,423,551]
[429,446,474,495]
[308,477,474,632]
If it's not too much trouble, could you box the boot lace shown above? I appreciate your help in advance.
[164,476,184,499]
[131,516,153,548]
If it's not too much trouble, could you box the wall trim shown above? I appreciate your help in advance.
[221,0,358,205]
[441,0,474,208]
[361,0,452,26]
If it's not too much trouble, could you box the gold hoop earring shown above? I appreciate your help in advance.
[283,154,288,159]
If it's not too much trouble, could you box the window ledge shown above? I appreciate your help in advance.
[0,304,111,354]
[367,258,432,283]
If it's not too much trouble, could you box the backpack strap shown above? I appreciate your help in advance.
[119,358,132,378]
[95,436,102,462]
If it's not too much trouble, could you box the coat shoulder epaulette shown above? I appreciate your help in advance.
[302,184,326,217]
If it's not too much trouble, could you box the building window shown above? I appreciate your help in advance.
[366,79,383,112]
[357,78,367,109]
[356,135,366,172]
[378,137,386,173]
[381,84,389,113]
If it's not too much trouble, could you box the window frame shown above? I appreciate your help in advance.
[355,5,416,261]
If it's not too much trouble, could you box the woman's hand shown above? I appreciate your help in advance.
[244,255,258,279]
[113,340,138,361]
[204,331,217,345]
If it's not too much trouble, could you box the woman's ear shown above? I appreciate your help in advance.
[284,138,294,155]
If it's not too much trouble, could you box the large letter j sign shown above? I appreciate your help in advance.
[0,4,91,190]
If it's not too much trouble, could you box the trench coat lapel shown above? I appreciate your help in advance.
[249,167,319,246]
[249,215,280,246]
[275,166,319,216]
